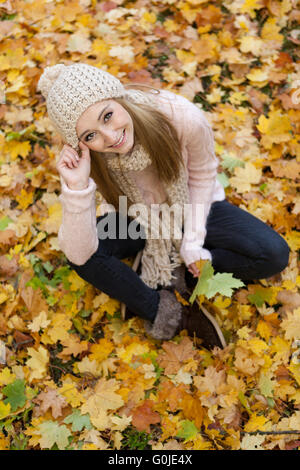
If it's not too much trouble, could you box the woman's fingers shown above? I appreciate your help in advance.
[188,263,200,277]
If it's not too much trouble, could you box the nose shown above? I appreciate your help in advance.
[99,127,118,147]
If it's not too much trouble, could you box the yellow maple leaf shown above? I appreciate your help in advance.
[68,271,87,291]
[7,140,31,160]
[229,162,262,193]
[281,308,300,341]
[164,19,180,33]
[41,203,62,234]
[27,311,50,333]
[59,382,84,407]
[247,337,269,355]
[256,320,272,342]
[89,338,114,363]
[75,356,102,377]
[0,367,16,386]
[118,342,150,364]
[244,413,270,432]
[81,378,124,430]
[92,292,110,307]
[24,231,47,253]
[110,414,132,431]
[237,326,252,340]
[192,435,213,450]
[261,17,284,42]
[142,12,156,23]
[94,378,124,411]
[98,298,120,316]
[15,189,34,210]
[0,401,11,420]
[257,110,292,149]
[284,231,300,251]
[241,0,264,18]
[26,346,49,382]
[179,2,198,23]
[246,68,269,83]
[175,49,195,64]
[47,314,72,343]
[289,364,300,387]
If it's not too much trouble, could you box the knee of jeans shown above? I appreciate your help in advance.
[66,243,110,270]
[263,235,290,273]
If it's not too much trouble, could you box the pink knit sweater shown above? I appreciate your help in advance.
[58,88,226,267]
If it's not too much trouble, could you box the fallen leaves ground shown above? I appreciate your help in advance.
[0,0,299,451]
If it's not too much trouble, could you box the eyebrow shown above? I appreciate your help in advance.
[79,104,110,140]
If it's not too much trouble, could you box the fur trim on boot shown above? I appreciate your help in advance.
[144,289,183,341]
[170,264,187,295]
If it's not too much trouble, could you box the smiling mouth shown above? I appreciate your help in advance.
[110,129,126,148]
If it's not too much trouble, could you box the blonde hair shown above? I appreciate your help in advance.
[63,83,182,209]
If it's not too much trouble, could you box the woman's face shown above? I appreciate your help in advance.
[75,99,134,154]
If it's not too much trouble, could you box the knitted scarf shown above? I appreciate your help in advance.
[104,89,190,289]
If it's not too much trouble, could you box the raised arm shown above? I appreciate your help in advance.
[58,176,99,265]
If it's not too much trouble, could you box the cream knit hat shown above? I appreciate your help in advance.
[37,63,134,151]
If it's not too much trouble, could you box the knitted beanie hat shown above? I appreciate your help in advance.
[37,63,151,151]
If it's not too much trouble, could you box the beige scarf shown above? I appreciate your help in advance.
[104,88,190,289]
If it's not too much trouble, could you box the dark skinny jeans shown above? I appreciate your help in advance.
[66,199,290,322]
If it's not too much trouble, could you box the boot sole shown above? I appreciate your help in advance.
[196,301,227,349]
[185,272,227,348]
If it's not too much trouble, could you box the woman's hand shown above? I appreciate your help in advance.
[188,262,200,277]
[56,141,91,190]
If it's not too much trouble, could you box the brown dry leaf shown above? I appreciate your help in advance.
[131,399,161,433]
[58,334,89,359]
[270,159,300,180]
[157,337,196,375]
[34,387,68,419]
[0,254,18,279]
[157,380,190,412]
[277,290,300,314]
[234,346,264,376]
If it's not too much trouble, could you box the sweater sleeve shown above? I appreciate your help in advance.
[57,176,99,265]
[179,104,220,266]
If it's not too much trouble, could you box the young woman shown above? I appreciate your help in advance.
[37,63,290,349]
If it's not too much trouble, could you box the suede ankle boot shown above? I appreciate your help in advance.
[143,288,226,350]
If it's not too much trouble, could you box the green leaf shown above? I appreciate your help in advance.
[189,261,214,304]
[247,287,273,307]
[176,420,199,441]
[6,131,22,141]
[2,379,27,412]
[217,172,230,188]
[221,155,245,173]
[205,272,245,299]
[259,183,268,192]
[37,420,72,450]
[63,410,92,432]
[42,261,54,273]
[0,216,14,231]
